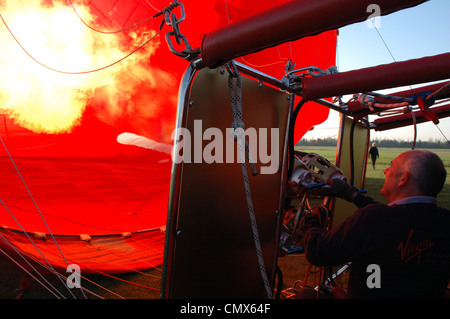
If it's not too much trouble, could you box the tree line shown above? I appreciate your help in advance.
[297,137,450,149]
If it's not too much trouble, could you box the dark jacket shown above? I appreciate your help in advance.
[369,146,379,159]
[302,194,450,299]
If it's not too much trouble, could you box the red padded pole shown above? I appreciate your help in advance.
[346,81,450,112]
[374,81,450,103]
[200,0,426,68]
[373,104,450,131]
[302,53,450,100]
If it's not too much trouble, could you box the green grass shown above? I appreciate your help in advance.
[296,145,450,209]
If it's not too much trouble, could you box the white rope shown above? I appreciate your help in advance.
[22,250,108,299]
[1,232,109,299]
[227,61,272,299]
[0,247,62,298]
[0,199,79,298]
[0,137,70,265]
[356,93,410,111]
[0,136,83,298]
[227,62,258,176]
[0,235,64,298]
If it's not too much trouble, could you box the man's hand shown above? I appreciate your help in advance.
[320,178,359,202]
[301,205,329,235]
[308,205,329,225]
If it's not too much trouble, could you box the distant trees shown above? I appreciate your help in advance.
[296,137,450,149]
[296,137,337,147]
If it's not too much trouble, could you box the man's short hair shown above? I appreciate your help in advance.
[409,150,446,197]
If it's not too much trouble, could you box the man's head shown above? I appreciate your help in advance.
[381,150,446,202]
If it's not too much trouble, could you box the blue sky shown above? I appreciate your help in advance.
[303,0,450,143]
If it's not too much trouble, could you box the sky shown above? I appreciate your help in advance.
[302,0,450,143]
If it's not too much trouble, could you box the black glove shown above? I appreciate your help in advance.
[320,178,359,202]
[308,205,329,225]
[300,205,330,237]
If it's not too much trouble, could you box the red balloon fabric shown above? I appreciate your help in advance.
[0,0,336,273]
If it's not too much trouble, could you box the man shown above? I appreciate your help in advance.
[369,142,379,169]
[302,150,450,298]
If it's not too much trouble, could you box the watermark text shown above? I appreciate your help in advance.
[171,120,280,175]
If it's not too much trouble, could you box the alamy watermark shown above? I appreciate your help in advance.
[366,264,381,289]
[367,4,381,29]
[67,264,81,289]
[171,120,280,175]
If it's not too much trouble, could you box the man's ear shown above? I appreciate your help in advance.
[397,171,410,187]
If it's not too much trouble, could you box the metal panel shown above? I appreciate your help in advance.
[162,66,291,298]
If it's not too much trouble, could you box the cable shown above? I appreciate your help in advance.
[435,125,450,145]
[371,20,396,63]
[288,99,308,179]
[0,136,81,297]
[145,0,162,13]
[0,12,165,74]
[0,246,62,299]
[0,234,65,298]
[0,199,79,298]
[67,0,163,34]
[427,82,450,102]
[274,266,283,299]
[370,18,414,93]
[1,235,107,299]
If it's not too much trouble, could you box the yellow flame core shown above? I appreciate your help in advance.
[0,0,160,134]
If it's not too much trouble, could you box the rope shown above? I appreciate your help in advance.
[0,235,107,299]
[0,199,78,298]
[2,227,161,298]
[0,233,64,299]
[0,12,165,74]
[0,137,70,266]
[426,82,450,102]
[356,93,409,111]
[0,246,62,299]
[227,62,258,176]
[227,61,272,299]
[0,136,81,298]
[67,0,165,34]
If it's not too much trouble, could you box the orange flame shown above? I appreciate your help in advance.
[0,0,168,135]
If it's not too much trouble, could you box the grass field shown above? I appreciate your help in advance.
[1,146,449,299]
